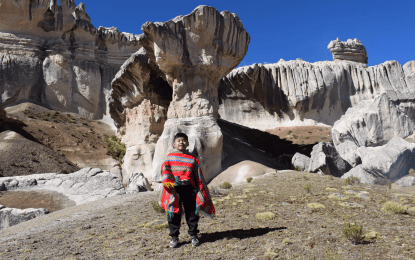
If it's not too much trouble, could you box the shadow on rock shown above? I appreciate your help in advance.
[219,119,314,170]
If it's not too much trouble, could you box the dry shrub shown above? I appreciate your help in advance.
[151,201,164,214]
[382,201,407,214]
[219,182,232,189]
[342,221,363,245]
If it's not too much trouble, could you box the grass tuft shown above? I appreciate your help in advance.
[104,135,126,164]
[246,177,253,183]
[381,201,407,214]
[255,212,276,220]
[151,201,164,214]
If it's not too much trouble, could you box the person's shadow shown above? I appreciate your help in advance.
[179,226,286,246]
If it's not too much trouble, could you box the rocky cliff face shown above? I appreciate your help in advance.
[0,0,141,123]
[218,58,415,131]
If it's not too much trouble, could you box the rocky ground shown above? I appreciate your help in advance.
[1,103,118,177]
[0,171,414,259]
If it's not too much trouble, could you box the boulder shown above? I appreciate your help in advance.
[126,172,151,194]
[341,165,376,184]
[291,153,310,171]
[0,207,49,231]
[139,6,250,182]
[332,93,415,166]
[327,38,368,64]
[209,160,276,186]
[122,144,156,183]
[394,176,415,187]
[358,137,415,180]
[307,142,351,177]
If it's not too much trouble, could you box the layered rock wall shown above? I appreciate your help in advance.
[218,59,415,130]
[0,0,141,123]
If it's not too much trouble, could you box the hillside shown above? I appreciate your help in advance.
[0,171,414,259]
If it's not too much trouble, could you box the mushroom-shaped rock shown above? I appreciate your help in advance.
[140,5,250,119]
[327,38,368,64]
[140,5,250,182]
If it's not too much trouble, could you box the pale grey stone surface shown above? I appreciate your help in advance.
[332,93,415,165]
[307,142,351,177]
[0,168,125,205]
[0,0,141,122]
[394,176,415,187]
[0,207,49,231]
[126,172,151,194]
[291,153,310,171]
[342,165,377,185]
[218,60,415,131]
[358,137,415,180]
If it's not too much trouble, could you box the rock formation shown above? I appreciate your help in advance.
[0,0,141,123]
[331,93,415,166]
[327,38,368,64]
[109,49,171,181]
[0,206,49,231]
[125,172,151,194]
[0,167,125,205]
[218,42,415,131]
[342,137,415,184]
[291,153,310,171]
[307,142,351,177]
[135,5,250,182]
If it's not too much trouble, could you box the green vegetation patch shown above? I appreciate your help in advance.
[104,135,126,163]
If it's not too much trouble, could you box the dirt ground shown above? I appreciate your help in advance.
[0,190,75,212]
[266,125,333,145]
[0,171,414,259]
[1,103,117,176]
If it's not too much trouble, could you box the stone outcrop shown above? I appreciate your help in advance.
[0,167,125,205]
[342,137,415,184]
[218,55,415,131]
[136,5,249,182]
[327,38,368,64]
[307,142,351,177]
[394,176,415,187]
[125,172,151,194]
[109,48,171,181]
[0,0,141,122]
[291,153,310,171]
[358,137,415,180]
[332,93,415,166]
[0,206,49,231]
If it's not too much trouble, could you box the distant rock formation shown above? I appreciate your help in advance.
[218,59,415,130]
[0,0,141,123]
[327,38,368,64]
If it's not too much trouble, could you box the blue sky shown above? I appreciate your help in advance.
[79,0,414,67]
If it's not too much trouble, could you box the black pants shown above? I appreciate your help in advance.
[168,185,200,238]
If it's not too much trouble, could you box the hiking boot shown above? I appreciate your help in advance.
[191,235,200,247]
[170,237,179,248]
